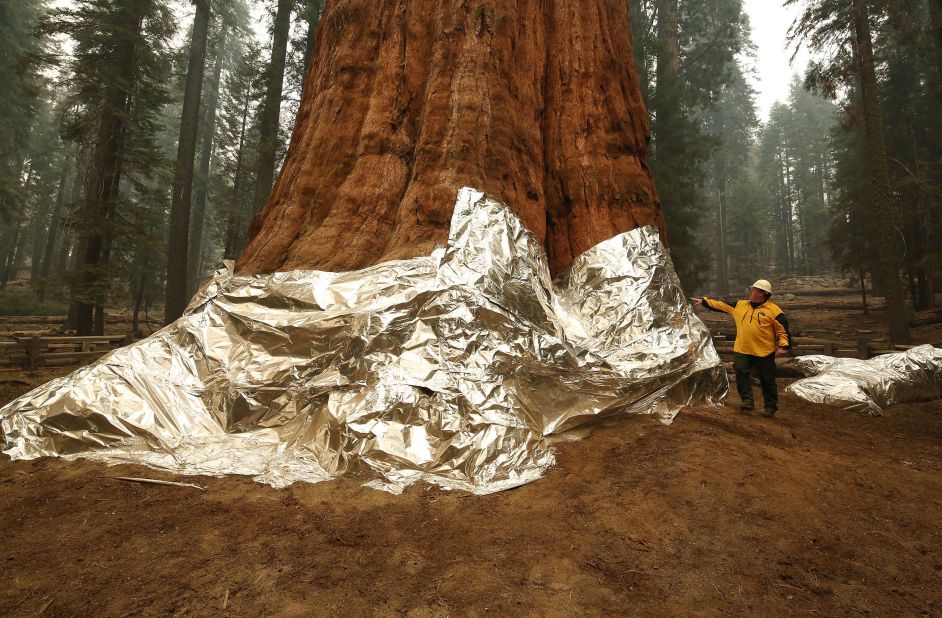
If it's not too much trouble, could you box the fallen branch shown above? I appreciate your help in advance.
[109,476,205,491]
[774,582,808,594]
[35,597,54,616]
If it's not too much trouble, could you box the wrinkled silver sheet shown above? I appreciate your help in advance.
[1,188,726,494]
[785,344,942,415]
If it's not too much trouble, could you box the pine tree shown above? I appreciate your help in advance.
[829,91,875,311]
[788,0,911,343]
[931,0,942,100]
[19,96,69,296]
[250,0,293,217]
[702,64,760,294]
[299,0,324,95]
[166,0,211,324]
[757,104,797,273]
[283,0,324,123]
[216,41,264,261]
[48,0,175,335]
[631,0,753,290]
[187,19,228,297]
[879,5,940,309]
[0,0,47,223]
[184,0,255,289]
[37,145,75,302]
[794,82,835,273]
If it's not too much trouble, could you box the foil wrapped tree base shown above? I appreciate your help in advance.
[2,189,727,494]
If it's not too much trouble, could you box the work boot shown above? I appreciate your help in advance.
[740,403,755,413]
[761,408,777,418]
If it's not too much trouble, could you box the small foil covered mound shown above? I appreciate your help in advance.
[1,188,726,494]
[785,345,942,415]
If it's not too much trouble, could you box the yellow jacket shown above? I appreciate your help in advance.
[702,297,792,357]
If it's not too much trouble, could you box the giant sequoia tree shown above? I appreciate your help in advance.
[237,1,664,277]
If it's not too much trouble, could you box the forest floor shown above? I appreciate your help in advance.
[1,277,941,616]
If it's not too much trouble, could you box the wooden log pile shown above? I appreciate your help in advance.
[911,308,942,327]
[0,335,130,369]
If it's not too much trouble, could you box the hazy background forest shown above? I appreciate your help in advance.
[0,0,940,337]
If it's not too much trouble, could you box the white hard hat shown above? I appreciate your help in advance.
[751,279,773,295]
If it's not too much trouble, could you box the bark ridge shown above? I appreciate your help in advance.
[238,0,663,276]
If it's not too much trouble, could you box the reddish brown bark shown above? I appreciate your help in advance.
[237,0,663,276]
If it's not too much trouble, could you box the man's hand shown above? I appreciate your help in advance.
[776,347,789,358]
[690,297,703,306]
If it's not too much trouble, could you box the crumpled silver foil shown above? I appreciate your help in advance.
[1,188,726,494]
[785,344,942,415]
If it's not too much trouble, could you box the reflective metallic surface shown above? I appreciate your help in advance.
[786,344,942,415]
[1,188,726,494]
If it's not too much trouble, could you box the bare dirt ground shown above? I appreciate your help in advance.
[1,284,941,616]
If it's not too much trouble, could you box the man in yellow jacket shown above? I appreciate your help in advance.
[692,279,792,418]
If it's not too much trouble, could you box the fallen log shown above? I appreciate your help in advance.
[0,314,142,326]
[0,316,68,325]
[911,308,942,327]
[778,302,886,311]
[777,288,860,297]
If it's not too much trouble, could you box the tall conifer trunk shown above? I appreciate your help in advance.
[715,187,729,296]
[300,0,324,95]
[852,0,910,343]
[930,0,942,99]
[37,151,73,302]
[187,24,227,295]
[72,2,149,336]
[239,1,663,277]
[251,0,293,215]
[1,227,21,288]
[165,0,210,323]
[223,85,253,260]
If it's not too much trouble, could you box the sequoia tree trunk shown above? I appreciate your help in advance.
[238,1,663,277]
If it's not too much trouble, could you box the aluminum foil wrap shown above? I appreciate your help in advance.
[1,188,726,494]
[785,344,942,415]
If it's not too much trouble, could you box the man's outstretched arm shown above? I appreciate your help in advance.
[692,297,735,315]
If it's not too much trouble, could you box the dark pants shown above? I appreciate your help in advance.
[733,352,778,411]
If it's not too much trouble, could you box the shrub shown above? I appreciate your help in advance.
[0,288,69,316]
